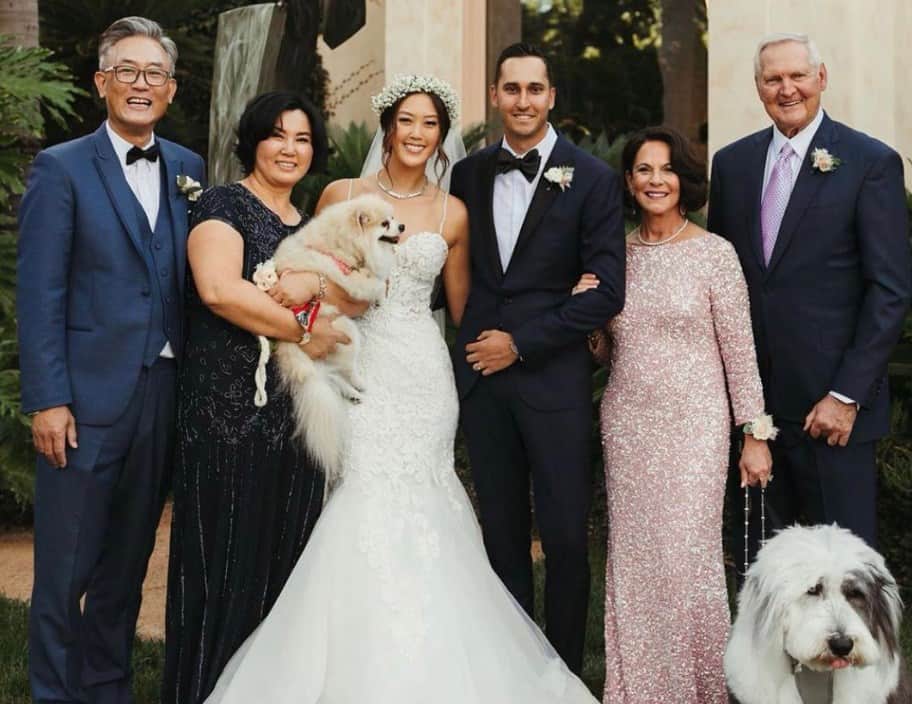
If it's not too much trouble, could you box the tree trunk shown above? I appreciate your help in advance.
[658,0,707,155]
[0,0,39,47]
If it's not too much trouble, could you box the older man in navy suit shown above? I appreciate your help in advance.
[707,33,910,565]
[451,43,625,673]
[17,17,204,704]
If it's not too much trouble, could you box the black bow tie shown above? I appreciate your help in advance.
[126,143,160,165]
[496,148,541,182]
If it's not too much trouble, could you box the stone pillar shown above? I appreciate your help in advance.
[707,0,911,188]
[209,3,286,185]
[485,0,522,137]
[318,0,491,132]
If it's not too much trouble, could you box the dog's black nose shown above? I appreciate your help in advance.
[827,634,854,657]
[398,223,405,233]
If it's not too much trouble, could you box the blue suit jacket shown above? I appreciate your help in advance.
[707,113,911,442]
[17,123,206,426]
[450,135,626,410]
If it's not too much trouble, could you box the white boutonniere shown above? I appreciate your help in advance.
[544,165,574,191]
[252,259,278,291]
[810,148,841,173]
[176,174,203,201]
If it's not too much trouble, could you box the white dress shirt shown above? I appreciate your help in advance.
[105,121,173,359]
[761,107,823,201]
[493,123,558,272]
[761,109,854,407]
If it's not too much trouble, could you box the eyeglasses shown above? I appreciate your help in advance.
[102,65,173,87]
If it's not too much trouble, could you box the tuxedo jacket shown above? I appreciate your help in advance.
[450,135,626,410]
[707,113,911,442]
[17,123,205,426]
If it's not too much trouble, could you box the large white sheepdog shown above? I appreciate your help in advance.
[725,524,909,704]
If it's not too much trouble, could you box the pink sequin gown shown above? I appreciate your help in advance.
[597,234,764,704]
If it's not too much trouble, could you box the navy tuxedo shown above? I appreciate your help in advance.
[707,113,910,558]
[17,123,204,703]
[451,135,625,672]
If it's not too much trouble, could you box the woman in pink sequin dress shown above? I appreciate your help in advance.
[585,127,773,703]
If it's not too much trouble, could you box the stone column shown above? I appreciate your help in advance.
[209,3,286,185]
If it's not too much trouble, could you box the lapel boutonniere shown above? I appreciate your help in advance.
[176,174,203,201]
[544,165,574,191]
[810,148,841,173]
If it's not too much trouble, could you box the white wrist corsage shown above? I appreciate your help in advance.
[544,165,574,191]
[252,259,278,291]
[743,413,779,441]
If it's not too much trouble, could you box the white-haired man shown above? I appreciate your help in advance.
[18,16,204,703]
[707,33,910,566]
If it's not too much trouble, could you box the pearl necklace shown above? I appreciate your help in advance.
[375,172,427,200]
[635,218,689,246]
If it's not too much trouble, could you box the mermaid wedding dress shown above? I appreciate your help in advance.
[205,231,597,703]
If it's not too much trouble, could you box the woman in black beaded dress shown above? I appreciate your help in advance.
[162,92,365,704]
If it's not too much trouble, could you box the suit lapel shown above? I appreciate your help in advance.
[505,136,574,274]
[479,145,504,281]
[747,129,772,271]
[160,143,189,293]
[765,115,836,276]
[92,125,145,257]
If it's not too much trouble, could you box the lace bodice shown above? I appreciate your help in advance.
[361,231,448,323]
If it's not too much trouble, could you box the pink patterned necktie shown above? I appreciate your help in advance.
[760,142,795,264]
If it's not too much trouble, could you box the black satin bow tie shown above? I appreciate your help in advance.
[125,143,160,165]
[496,148,541,182]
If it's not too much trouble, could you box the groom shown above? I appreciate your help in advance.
[450,43,625,673]
[17,17,204,703]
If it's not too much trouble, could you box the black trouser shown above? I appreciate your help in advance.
[30,359,176,704]
[735,422,877,576]
[460,374,593,674]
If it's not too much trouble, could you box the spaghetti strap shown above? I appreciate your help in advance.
[438,191,449,233]
[346,178,355,201]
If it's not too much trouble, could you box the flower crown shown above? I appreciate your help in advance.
[370,74,460,123]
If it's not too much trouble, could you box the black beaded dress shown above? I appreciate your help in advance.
[163,183,324,704]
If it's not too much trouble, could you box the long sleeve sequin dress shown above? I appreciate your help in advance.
[597,234,764,704]
[163,184,324,704]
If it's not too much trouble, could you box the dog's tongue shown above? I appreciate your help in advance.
[831,658,850,670]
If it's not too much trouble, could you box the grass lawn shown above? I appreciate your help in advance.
[1,539,908,702]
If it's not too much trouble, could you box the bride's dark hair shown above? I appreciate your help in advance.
[379,91,451,186]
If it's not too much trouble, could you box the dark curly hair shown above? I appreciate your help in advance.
[234,91,328,176]
[379,91,451,186]
[621,125,707,213]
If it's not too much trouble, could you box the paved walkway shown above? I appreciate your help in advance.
[0,503,172,640]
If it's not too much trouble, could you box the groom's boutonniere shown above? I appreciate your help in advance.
[176,174,203,201]
[810,148,841,173]
[544,165,574,191]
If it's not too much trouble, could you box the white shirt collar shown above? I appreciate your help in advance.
[105,121,156,167]
[770,108,824,162]
[501,123,557,158]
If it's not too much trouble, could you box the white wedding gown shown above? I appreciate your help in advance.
[205,232,597,703]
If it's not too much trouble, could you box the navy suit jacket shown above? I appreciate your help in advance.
[17,123,206,426]
[450,135,626,410]
[707,113,911,442]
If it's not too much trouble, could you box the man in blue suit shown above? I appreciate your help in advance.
[450,43,625,673]
[17,16,205,704]
[707,33,910,565]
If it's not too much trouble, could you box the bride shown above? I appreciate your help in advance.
[204,75,598,703]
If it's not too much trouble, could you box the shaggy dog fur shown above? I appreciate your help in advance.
[725,524,910,704]
[268,194,401,480]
